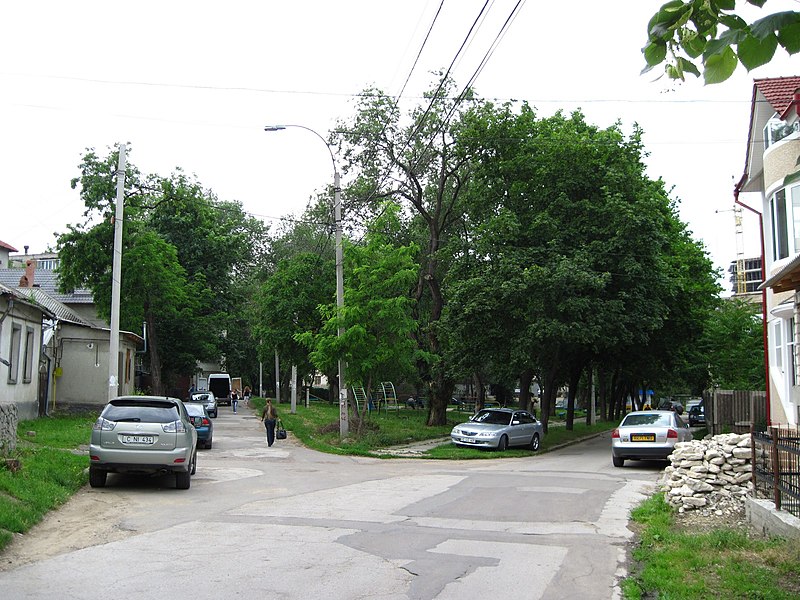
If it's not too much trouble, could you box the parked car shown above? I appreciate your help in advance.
[657,399,685,414]
[611,410,693,467]
[451,408,543,451]
[185,402,214,449]
[89,395,198,489]
[688,401,706,427]
[685,397,703,412]
[190,391,218,418]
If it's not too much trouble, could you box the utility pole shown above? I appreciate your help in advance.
[108,144,126,401]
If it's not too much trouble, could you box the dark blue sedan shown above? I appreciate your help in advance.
[185,402,214,449]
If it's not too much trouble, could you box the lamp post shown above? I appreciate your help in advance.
[264,124,348,438]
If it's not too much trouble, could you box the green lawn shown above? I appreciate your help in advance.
[0,412,96,551]
[623,493,800,599]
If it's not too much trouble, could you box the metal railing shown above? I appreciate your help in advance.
[752,426,800,518]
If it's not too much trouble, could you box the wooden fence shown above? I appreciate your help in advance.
[705,389,767,436]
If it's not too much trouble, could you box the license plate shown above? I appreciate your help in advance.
[121,435,155,445]
[460,438,477,443]
[631,434,656,442]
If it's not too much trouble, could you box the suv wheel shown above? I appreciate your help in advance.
[89,466,107,488]
[176,468,191,489]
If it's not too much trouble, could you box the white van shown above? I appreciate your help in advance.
[208,373,232,406]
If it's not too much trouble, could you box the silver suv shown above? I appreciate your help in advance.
[89,396,198,489]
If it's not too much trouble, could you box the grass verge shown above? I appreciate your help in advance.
[623,493,800,599]
[250,398,614,458]
[0,412,96,552]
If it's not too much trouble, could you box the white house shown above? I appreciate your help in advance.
[741,76,800,428]
[0,283,52,420]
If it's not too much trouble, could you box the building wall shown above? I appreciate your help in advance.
[764,138,800,192]
[50,324,137,411]
[0,297,43,420]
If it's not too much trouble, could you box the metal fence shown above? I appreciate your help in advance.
[752,426,800,519]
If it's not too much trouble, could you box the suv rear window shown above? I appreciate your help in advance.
[103,400,180,423]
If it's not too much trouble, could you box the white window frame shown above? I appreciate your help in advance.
[770,184,800,261]
[22,326,34,383]
[8,323,21,384]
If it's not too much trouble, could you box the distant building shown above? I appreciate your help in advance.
[0,240,18,268]
[728,256,763,295]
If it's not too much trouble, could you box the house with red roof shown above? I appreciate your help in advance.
[740,76,800,428]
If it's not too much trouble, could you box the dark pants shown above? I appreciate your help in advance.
[232,399,238,413]
[264,418,276,446]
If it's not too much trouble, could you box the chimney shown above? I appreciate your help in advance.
[23,259,35,288]
[24,245,29,255]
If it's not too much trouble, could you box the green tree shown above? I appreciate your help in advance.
[335,76,476,425]
[298,203,418,428]
[58,147,268,394]
[454,103,685,430]
[643,0,800,83]
[701,298,765,389]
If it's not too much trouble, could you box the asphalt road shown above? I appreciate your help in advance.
[0,406,664,600]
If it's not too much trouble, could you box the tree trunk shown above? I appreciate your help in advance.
[475,373,486,411]
[145,306,163,395]
[518,368,534,413]
[566,362,583,431]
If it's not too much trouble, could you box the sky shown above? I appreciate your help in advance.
[1,0,798,293]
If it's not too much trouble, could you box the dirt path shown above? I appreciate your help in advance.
[1,488,137,571]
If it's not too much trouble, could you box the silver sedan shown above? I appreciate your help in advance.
[451,408,543,451]
[611,410,693,467]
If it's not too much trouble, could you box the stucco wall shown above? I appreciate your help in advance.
[52,323,138,411]
[0,296,43,421]
[763,137,800,193]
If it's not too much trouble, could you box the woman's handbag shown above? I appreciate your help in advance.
[276,419,287,440]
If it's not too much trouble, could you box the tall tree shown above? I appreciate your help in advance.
[297,203,418,428]
[334,77,476,425]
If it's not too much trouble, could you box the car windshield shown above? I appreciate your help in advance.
[472,410,512,425]
[103,401,179,424]
[621,413,672,427]
[191,393,211,402]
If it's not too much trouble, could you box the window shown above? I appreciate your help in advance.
[764,115,800,149]
[8,324,21,384]
[774,321,784,371]
[770,184,800,261]
[772,189,789,260]
[22,327,34,383]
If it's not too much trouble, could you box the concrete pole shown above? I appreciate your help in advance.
[274,349,280,402]
[291,364,297,414]
[334,170,349,437]
[108,144,126,401]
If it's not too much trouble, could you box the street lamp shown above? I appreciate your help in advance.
[264,124,349,438]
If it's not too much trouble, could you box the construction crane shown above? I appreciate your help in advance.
[716,205,747,295]
[734,205,746,294]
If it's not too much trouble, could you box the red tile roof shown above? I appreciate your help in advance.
[754,76,800,118]
[0,240,18,252]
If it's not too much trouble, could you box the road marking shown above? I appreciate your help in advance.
[231,474,466,523]
[430,539,567,600]
[518,486,586,494]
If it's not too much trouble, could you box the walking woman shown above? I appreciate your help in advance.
[261,399,278,446]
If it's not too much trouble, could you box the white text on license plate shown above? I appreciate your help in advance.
[122,435,155,445]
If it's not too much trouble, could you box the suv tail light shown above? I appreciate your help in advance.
[667,428,678,439]
[92,417,116,431]
[162,420,187,433]
[611,428,620,438]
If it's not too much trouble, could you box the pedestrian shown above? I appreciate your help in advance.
[243,385,252,407]
[232,389,239,414]
[262,399,278,446]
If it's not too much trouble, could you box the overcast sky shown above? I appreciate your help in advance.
[2,1,798,293]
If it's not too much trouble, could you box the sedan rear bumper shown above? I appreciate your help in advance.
[612,445,674,460]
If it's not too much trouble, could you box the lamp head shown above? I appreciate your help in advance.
[264,125,286,132]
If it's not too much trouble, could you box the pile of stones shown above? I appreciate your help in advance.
[660,433,753,515]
